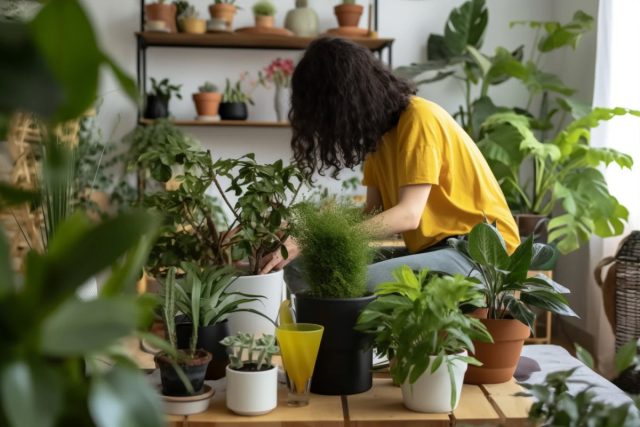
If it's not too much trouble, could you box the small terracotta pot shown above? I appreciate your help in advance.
[145,3,177,32]
[192,92,222,117]
[181,17,207,34]
[255,15,275,28]
[334,4,364,28]
[209,3,237,29]
[464,318,530,384]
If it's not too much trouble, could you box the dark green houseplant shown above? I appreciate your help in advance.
[448,222,577,384]
[291,202,375,395]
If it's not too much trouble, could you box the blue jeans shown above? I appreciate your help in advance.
[284,247,477,294]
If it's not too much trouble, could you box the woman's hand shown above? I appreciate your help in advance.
[259,237,301,275]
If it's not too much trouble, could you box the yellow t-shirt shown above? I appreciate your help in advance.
[362,96,520,253]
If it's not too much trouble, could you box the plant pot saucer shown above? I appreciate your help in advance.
[324,27,370,37]
[161,384,215,415]
[195,115,221,122]
[235,26,294,36]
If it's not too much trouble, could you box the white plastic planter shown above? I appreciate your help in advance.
[225,365,278,416]
[227,270,283,336]
[400,352,468,413]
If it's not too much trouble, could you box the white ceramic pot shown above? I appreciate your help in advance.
[226,365,278,416]
[400,351,468,413]
[227,270,283,336]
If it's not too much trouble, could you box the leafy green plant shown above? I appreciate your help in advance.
[448,222,577,330]
[519,369,640,427]
[220,333,279,371]
[214,0,238,4]
[252,0,275,16]
[179,4,199,19]
[292,202,373,298]
[199,81,219,92]
[358,266,491,408]
[150,77,182,103]
[222,78,253,104]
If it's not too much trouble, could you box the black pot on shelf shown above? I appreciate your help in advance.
[155,350,211,396]
[219,102,248,120]
[294,293,375,395]
[144,94,169,119]
[175,316,230,380]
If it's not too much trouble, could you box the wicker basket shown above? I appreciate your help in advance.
[614,231,640,351]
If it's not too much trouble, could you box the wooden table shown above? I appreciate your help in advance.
[165,376,532,426]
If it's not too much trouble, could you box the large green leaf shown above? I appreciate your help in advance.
[614,339,638,375]
[89,366,164,427]
[575,344,595,369]
[504,294,535,331]
[467,222,510,268]
[0,362,62,427]
[521,62,575,96]
[538,11,594,53]
[507,236,533,282]
[443,0,488,55]
[41,297,139,356]
[100,236,154,298]
[548,214,593,254]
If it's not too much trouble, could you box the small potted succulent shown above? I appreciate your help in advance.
[252,0,276,28]
[178,5,206,33]
[154,268,213,401]
[219,78,252,120]
[221,333,279,416]
[449,222,577,384]
[144,77,182,119]
[145,0,178,32]
[291,202,375,395]
[192,81,222,119]
[357,267,492,412]
[209,0,238,30]
[334,0,363,28]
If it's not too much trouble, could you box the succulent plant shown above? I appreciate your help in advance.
[220,333,279,371]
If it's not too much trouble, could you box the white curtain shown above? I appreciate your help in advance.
[590,0,640,376]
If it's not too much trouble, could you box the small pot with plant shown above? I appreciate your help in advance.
[219,78,253,120]
[359,266,492,412]
[253,0,276,28]
[334,0,363,28]
[192,81,222,119]
[209,0,238,30]
[145,77,182,119]
[154,268,213,404]
[221,333,279,416]
[145,0,178,32]
[291,202,375,395]
[179,5,206,33]
[449,222,577,384]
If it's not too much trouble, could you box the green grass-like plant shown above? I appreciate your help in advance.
[252,0,275,16]
[293,202,373,299]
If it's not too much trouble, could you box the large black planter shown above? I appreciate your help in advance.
[219,102,248,120]
[176,316,230,380]
[155,350,211,396]
[144,94,169,119]
[294,293,376,395]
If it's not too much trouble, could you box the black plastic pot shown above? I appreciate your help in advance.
[155,350,212,396]
[219,102,248,120]
[294,293,375,395]
[144,94,169,119]
[175,316,230,380]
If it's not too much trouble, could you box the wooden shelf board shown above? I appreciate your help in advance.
[136,31,394,52]
[139,118,290,128]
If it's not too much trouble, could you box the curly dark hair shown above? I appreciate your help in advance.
[289,37,415,176]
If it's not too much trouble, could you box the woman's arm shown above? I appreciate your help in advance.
[362,184,431,238]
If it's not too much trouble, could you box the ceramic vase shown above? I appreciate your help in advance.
[274,84,288,122]
[284,0,319,37]
[226,365,278,416]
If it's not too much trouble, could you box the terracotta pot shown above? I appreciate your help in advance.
[209,3,237,29]
[192,92,222,117]
[515,213,549,243]
[145,3,177,32]
[181,17,207,34]
[255,15,275,28]
[334,4,364,28]
[464,318,530,384]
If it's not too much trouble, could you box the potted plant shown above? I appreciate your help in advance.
[192,81,222,119]
[145,0,178,32]
[264,58,295,122]
[359,267,492,412]
[209,0,238,30]
[173,262,270,380]
[448,222,577,384]
[252,0,276,28]
[334,0,363,28]
[144,77,182,119]
[221,333,279,416]
[291,202,376,395]
[178,5,206,33]
[219,78,252,120]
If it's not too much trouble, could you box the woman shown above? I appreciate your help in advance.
[260,37,520,290]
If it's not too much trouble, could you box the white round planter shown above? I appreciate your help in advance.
[225,365,278,416]
[400,352,468,413]
[227,270,283,336]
